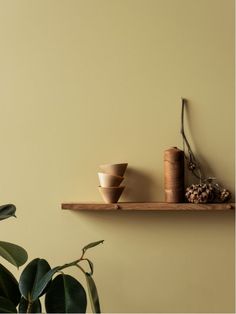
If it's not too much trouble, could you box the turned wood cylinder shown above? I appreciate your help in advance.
[164,147,184,203]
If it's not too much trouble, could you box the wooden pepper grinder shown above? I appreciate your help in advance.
[164,147,184,202]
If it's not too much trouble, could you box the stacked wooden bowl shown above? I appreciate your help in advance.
[98,163,128,203]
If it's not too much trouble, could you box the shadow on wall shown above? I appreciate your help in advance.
[122,167,158,202]
[69,210,235,234]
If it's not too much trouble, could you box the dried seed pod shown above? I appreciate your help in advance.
[185,183,215,203]
[209,183,232,203]
[218,189,231,203]
[188,161,196,171]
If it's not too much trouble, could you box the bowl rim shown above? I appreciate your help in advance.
[99,162,128,167]
[97,172,124,179]
[98,185,125,190]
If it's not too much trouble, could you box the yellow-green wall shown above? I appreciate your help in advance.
[0,0,234,313]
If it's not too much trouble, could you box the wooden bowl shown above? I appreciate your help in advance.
[98,186,125,203]
[99,163,128,177]
[98,172,124,187]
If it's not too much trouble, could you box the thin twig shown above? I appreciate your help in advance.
[180,98,203,182]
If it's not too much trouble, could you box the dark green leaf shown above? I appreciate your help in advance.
[0,241,28,267]
[19,258,51,302]
[0,264,20,306]
[82,240,104,254]
[0,296,17,313]
[31,266,60,301]
[18,297,42,313]
[0,204,16,221]
[85,273,101,313]
[45,274,87,313]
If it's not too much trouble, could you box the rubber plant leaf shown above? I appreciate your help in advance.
[85,272,101,313]
[31,266,61,301]
[19,258,51,302]
[0,296,17,313]
[82,240,104,254]
[18,297,42,313]
[45,274,87,313]
[0,204,16,221]
[0,241,28,267]
[0,263,21,306]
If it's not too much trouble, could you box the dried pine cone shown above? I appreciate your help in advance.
[188,161,196,171]
[185,183,215,203]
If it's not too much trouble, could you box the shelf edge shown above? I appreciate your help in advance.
[61,202,235,211]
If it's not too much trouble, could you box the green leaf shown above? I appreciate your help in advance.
[18,297,42,313]
[0,296,17,313]
[82,240,104,254]
[19,258,51,302]
[0,204,16,221]
[0,241,28,267]
[0,263,20,306]
[31,266,60,301]
[45,274,87,313]
[85,273,101,313]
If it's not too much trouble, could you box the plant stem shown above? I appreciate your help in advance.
[26,301,33,314]
[57,258,82,271]
[56,257,91,274]
[75,264,86,274]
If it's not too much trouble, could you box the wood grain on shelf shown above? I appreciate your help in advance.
[61,202,235,211]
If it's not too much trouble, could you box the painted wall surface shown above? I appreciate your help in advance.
[0,0,234,313]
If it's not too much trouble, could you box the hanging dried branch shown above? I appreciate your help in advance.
[180,98,203,182]
[180,98,231,203]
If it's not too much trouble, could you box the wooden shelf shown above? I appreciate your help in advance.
[61,202,235,211]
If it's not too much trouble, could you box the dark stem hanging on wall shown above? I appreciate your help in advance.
[181,98,204,183]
